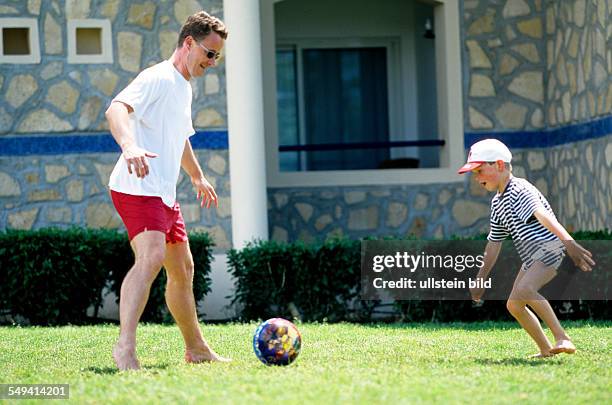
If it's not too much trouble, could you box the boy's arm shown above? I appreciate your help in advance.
[470,241,502,302]
[533,208,595,271]
[181,139,218,208]
[105,101,158,178]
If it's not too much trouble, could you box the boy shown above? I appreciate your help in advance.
[458,139,595,358]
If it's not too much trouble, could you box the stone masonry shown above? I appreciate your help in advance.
[0,0,232,249]
[464,0,611,130]
[268,136,612,243]
[0,149,232,248]
[0,0,226,135]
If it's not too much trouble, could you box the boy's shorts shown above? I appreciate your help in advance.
[523,241,565,271]
[110,190,188,243]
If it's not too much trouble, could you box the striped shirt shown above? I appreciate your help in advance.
[488,177,564,269]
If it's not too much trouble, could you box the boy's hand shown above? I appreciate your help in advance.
[564,240,595,272]
[470,277,485,302]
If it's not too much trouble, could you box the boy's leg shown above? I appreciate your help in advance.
[506,267,554,356]
[163,240,229,363]
[516,261,575,354]
[114,230,166,370]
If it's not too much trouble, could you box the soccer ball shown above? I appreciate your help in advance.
[253,318,302,366]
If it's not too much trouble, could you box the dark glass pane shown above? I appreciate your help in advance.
[302,47,389,170]
[414,2,439,167]
[276,49,300,171]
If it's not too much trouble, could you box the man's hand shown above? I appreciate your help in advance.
[564,240,595,272]
[122,144,158,178]
[192,176,218,208]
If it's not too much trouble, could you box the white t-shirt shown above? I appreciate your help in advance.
[109,60,195,207]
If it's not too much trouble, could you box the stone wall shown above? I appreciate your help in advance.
[464,0,547,131]
[0,149,232,248]
[545,0,612,126]
[0,0,232,248]
[547,135,612,231]
[0,0,226,134]
[463,0,611,131]
[267,134,611,242]
[268,180,490,243]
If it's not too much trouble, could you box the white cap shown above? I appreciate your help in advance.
[457,139,512,174]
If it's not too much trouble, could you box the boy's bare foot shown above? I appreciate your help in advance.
[185,347,231,363]
[113,344,140,371]
[528,352,556,359]
[550,339,576,354]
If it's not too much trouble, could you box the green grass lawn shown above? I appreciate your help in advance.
[0,321,610,404]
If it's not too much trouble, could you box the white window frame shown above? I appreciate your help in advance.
[0,18,40,64]
[276,37,402,172]
[67,19,113,64]
[261,0,464,187]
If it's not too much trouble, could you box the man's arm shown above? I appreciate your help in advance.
[533,208,595,271]
[181,139,218,208]
[470,241,502,302]
[105,101,158,178]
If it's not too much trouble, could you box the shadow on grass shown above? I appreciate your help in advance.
[475,357,564,366]
[84,363,170,375]
[355,320,608,331]
[357,321,519,331]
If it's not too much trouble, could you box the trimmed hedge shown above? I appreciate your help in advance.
[0,228,214,325]
[228,238,376,322]
[228,231,611,322]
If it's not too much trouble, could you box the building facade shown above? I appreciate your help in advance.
[0,0,610,316]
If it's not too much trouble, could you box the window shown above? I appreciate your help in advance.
[67,19,112,64]
[76,28,103,54]
[261,0,465,186]
[277,43,395,171]
[0,18,40,64]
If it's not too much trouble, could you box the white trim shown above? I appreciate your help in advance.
[261,0,464,187]
[261,0,281,179]
[67,19,113,64]
[197,253,237,320]
[225,0,270,248]
[270,167,463,187]
[0,18,40,64]
[435,1,465,175]
[294,44,307,170]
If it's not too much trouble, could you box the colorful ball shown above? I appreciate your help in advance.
[253,318,302,366]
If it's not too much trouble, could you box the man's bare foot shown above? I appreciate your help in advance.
[528,351,556,359]
[185,346,231,363]
[113,344,140,371]
[550,339,576,354]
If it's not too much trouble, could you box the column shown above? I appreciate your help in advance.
[223,0,269,248]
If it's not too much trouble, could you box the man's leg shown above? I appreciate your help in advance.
[163,241,229,363]
[113,231,166,370]
[506,267,554,356]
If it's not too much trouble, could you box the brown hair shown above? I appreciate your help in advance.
[177,11,228,47]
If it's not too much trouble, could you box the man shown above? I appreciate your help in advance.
[105,11,229,370]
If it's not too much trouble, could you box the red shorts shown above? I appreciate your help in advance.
[110,190,188,243]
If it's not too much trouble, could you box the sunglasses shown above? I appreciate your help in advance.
[196,42,221,61]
